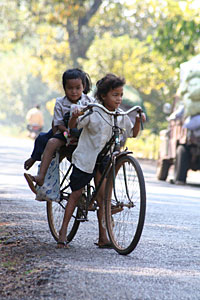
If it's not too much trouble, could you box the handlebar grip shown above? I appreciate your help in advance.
[139,112,144,130]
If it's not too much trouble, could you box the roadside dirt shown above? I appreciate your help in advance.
[0,158,155,299]
[0,216,59,299]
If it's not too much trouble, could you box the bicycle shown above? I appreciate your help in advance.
[46,103,146,255]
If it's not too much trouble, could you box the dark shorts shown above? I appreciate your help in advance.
[31,129,53,161]
[69,155,110,192]
[53,132,66,142]
[69,166,95,192]
[53,130,81,142]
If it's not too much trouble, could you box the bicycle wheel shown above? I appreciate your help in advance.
[105,155,146,255]
[46,157,81,242]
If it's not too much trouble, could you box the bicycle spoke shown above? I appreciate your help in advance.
[46,157,81,242]
[105,155,146,255]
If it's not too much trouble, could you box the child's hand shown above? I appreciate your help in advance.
[136,112,146,122]
[141,112,146,122]
[71,104,84,118]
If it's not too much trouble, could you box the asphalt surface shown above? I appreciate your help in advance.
[0,135,200,300]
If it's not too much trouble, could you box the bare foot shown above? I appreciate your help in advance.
[57,230,69,248]
[32,175,44,186]
[56,241,69,249]
[24,158,36,170]
[95,237,112,248]
[94,241,112,248]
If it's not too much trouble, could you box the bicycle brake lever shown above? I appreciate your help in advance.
[79,108,93,121]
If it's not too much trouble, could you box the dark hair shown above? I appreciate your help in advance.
[62,68,92,94]
[94,73,125,103]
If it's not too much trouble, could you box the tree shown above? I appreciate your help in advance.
[148,0,200,67]
[0,51,58,128]
[154,16,200,67]
[81,33,176,131]
[1,0,200,133]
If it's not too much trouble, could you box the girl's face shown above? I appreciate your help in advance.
[64,78,84,103]
[102,86,123,111]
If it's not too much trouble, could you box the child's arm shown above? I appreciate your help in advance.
[57,124,68,134]
[132,113,146,137]
[68,108,83,129]
[51,121,58,135]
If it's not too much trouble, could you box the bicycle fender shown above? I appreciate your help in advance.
[115,150,133,161]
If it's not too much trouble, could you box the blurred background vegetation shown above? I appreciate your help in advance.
[1,0,200,158]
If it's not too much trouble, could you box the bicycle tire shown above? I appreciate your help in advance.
[46,157,81,242]
[105,155,146,255]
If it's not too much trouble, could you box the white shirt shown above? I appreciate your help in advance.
[53,94,95,134]
[72,106,136,173]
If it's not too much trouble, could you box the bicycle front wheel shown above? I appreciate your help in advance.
[105,155,146,255]
[46,157,81,242]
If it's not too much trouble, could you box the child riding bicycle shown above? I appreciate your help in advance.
[57,73,146,249]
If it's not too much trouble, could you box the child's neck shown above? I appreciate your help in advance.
[103,103,115,112]
[66,95,82,104]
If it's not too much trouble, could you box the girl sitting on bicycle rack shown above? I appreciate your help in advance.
[24,68,94,193]
[57,73,146,249]
[24,69,93,171]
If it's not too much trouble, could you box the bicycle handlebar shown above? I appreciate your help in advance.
[80,102,144,130]
[81,102,143,116]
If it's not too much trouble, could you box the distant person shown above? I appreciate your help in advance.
[26,105,44,138]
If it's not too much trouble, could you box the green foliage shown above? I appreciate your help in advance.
[0,50,59,129]
[126,129,161,160]
[0,0,200,136]
[81,34,175,93]
[151,0,200,67]
[81,33,176,132]
[154,17,200,67]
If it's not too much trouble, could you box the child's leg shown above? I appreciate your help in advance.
[94,171,111,247]
[57,166,94,248]
[57,189,82,248]
[33,137,65,186]
[24,129,53,170]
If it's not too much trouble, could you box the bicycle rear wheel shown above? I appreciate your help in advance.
[46,157,81,242]
[105,155,146,255]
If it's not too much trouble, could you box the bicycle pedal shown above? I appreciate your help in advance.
[76,217,88,222]
[111,207,123,215]
[88,205,97,211]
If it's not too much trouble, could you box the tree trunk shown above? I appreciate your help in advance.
[66,0,102,67]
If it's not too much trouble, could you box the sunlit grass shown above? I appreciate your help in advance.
[0,125,28,138]
[125,129,160,160]
[0,126,161,159]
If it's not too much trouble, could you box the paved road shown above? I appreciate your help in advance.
[0,136,200,300]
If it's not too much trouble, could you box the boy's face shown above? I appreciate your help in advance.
[102,86,123,111]
[64,78,84,103]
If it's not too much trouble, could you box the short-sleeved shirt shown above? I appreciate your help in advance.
[53,94,95,134]
[72,106,136,174]
[26,108,44,127]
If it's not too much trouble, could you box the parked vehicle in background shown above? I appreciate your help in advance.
[157,55,200,184]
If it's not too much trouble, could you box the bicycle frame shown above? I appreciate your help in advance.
[60,104,143,219]
[47,103,146,254]
[82,113,133,213]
